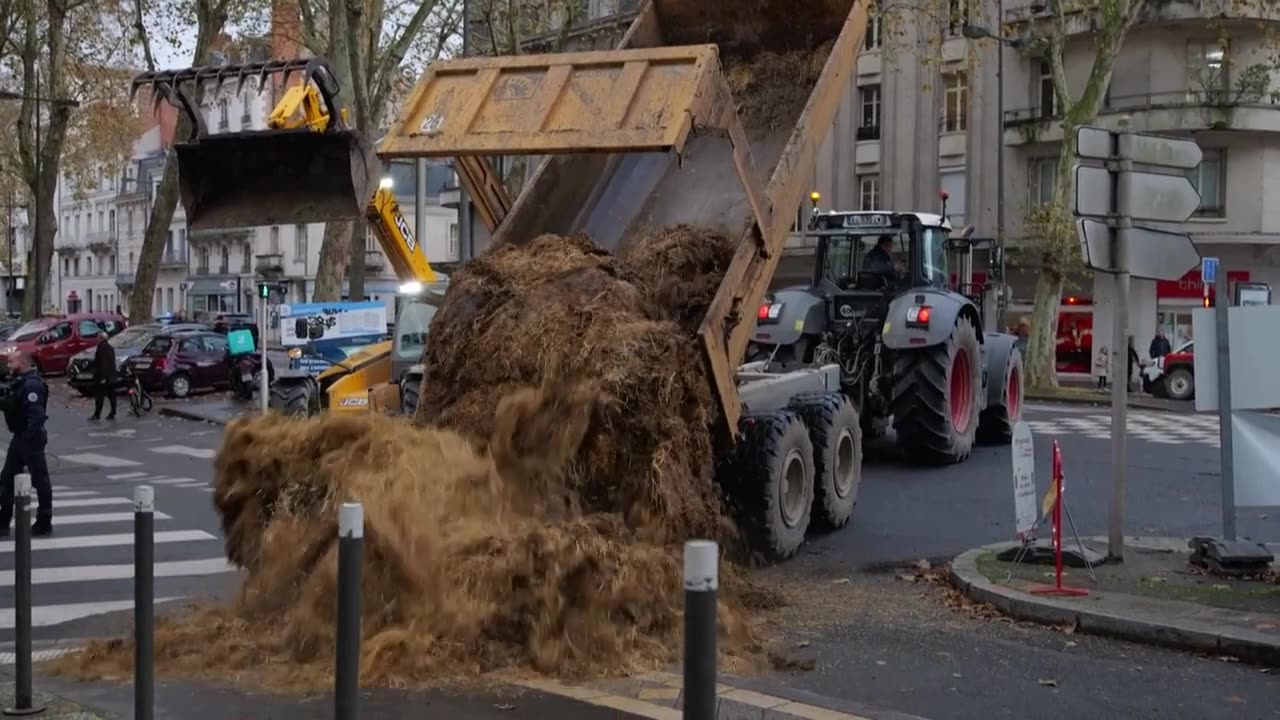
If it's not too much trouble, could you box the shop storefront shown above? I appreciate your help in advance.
[1155,269,1250,348]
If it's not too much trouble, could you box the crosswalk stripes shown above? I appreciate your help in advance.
[0,485,233,631]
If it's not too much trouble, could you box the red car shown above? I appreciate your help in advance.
[129,330,232,398]
[0,312,127,374]
[1143,340,1195,401]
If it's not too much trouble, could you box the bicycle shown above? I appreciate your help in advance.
[126,367,154,417]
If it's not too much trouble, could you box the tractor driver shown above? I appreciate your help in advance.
[865,235,904,278]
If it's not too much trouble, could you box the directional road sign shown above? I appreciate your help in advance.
[1077,219,1201,281]
[1077,127,1203,169]
[1072,160,1201,222]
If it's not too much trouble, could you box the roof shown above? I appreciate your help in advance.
[837,211,951,229]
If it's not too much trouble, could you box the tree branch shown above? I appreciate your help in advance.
[132,0,158,71]
[372,0,442,104]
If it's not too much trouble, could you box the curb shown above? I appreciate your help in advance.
[950,540,1280,665]
[157,405,230,426]
[1025,393,1191,413]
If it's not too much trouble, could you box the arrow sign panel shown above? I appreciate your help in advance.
[1074,165,1113,217]
[1077,220,1201,280]
[1076,126,1203,170]
[1118,171,1201,223]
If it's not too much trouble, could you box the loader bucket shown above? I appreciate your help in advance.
[176,127,375,231]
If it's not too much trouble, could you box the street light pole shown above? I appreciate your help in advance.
[996,0,1007,330]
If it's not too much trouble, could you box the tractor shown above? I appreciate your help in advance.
[748,205,1023,464]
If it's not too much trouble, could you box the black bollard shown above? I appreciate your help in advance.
[334,502,363,720]
[134,486,154,720]
[682,540,718,720]
[5,473,44,716]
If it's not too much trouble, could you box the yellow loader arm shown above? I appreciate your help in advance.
[267,83,348,132]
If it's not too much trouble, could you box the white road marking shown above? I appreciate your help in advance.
[0,558,234,586]
[0,598,183,630]
[148,445,215,460]
[200,488,214,493]
[39,511,171,526]
[88,429,137,439]
[150,478,199,485]
[106,472,147,480]
[57,491,100,499]
[0,530,214,553]
[73,444,107,451]
[55,498,133,509]
[57,453,141,468]
[173,481,207,488]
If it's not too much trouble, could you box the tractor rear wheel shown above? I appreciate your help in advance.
[270,381,316,416]
[891,315,982,464]
[728,411,814,561]
[978,348,1024,444]
[791,393,862,531]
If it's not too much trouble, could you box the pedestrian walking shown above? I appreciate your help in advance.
[1094,345,1109,390]
[90,330,117,421]
[1013,317,1030,361]
[1149,327,1172,360]
[0,351,52,536]
[1127,336,1141,392]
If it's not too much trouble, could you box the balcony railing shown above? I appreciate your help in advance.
[116,273,134,288]
[1004,89,1280,126]
[159,252,188,269]
[255,253,284,274]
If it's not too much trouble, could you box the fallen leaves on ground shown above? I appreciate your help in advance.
[1038,678,1059,688]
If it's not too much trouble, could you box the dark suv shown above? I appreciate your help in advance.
[128,330,232,398]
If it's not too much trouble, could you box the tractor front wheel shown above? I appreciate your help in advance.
[891,315,982,464]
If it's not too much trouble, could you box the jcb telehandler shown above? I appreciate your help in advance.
[131,58,442,416]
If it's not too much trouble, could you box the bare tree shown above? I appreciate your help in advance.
[125,0,239,324]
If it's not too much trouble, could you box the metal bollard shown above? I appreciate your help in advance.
[4,473,44,716]
[682,540,718,720]
[334,503,363,720]
[134,486,154,720]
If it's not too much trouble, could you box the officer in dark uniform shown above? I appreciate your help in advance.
[1,351,52,536]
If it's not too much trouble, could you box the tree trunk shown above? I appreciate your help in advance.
[129,0,225,323]
[312,220,354,300]
[1024,272,1064,390]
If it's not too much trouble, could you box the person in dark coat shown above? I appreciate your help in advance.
[1148,328,1172,359]
[1,351,52,535]
[1127,336,1141,392]
[90,330,117,421]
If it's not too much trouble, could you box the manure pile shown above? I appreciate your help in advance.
[52,226,779,690]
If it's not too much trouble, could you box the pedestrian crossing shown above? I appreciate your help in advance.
[1024,410,1221,447]
[0,483,232,632]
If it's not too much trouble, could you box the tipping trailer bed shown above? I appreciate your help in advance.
[380,0,868,438]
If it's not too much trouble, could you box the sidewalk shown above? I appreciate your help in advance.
[951,537,1280,664]
[156,394,254,426]
[4,665,927,720]
[1025,385,1195,413]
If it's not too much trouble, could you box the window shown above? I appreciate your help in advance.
[269,226,280,254]
[859,176,880,211]
[74,257,81,276]
[220,246,230,274]
[77,320,102,338]
[1186,149,1224,217]
[448,223,459,257]
[218,98,229,129]
[108,254,116,275]
[946,0,968,36]
[1038,61,1058,118]
[166,287,175,311]
[180,337,203,354]
[1187,42,1228,102]
[1029,157,1058,207]
[940,170,966,225]
[87,256,93,275]
[202,334,228,354]
[864,15,881,50]
[48,323,72,341]
[108,209,115,235]
[128,252,134,271]
[858,84,881,140]
[943,72,968,133]
[126,209,134,237]
[198,248,210,274]
[294,224,307,262]
[920,228,950,287]
[242,242,252,272]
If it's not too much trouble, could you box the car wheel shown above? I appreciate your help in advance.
[1165,367,1194,401]
[166,373,192,399]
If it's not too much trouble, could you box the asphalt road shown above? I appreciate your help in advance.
[5,389,1278,720]
[0,381,234,646]
[753,400,1280,720]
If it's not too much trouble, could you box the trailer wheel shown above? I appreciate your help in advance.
[791,394,862,531]
[978,348,1024,444]
[891,315,982,464]
[270,381,316,416]
[733,411,814,561]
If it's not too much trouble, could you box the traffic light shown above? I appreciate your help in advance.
[258,282,270,299]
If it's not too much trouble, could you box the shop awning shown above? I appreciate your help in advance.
[187,277,242,295]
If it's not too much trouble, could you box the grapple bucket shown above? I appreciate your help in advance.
[176,128,373,231]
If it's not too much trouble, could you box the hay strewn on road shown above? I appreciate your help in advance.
[51,227,772,691]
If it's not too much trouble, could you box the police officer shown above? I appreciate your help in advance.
[1,351,52,536]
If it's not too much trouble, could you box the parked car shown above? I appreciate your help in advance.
[0,312,127,375]
[1142,340,1195,401]
[196,312,255,334]
[129,330,233,398]
[67,322,209,396]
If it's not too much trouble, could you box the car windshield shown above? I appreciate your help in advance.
[8,321,49,342]
[110,326,157,348]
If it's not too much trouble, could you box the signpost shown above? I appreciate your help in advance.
[1012,421,1037,539]
[1072,126,1204,561]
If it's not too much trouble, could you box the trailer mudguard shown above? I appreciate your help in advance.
[753,288,827,347]
[983,332,1020,408]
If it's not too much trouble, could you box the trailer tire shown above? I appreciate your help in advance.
[791,393,862,531]
[733,411,814,561]
[891,315,982,464]
[270,381,316,416]
[978,348,1024,445]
